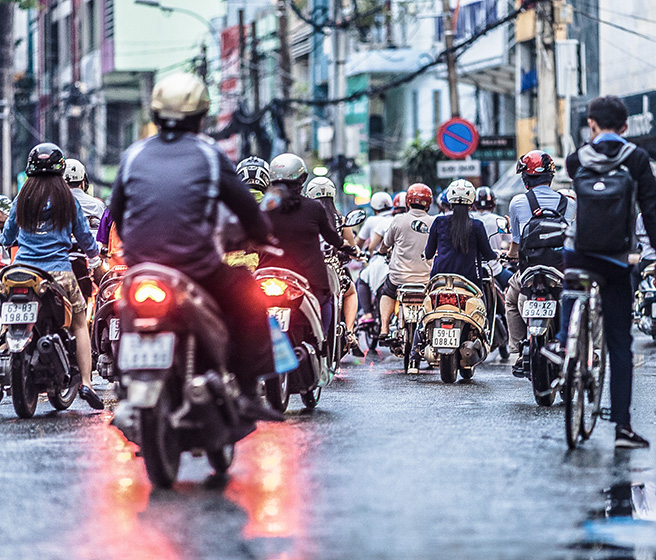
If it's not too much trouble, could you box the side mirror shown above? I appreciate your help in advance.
[496,217,510,234]
[344,208,367,227]
[411,220,429,234]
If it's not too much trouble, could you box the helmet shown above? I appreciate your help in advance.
[445,179,475,205]
[305,177,336,199]
[474,186,496,210]
[26,143,66,176]
[236,156,270,193]
[63,158,86,184]
[438,189,451,211]
[370,191,393,211]
[516,150,555,176]
[392,192,406,213]
[0,195,11,216]
[269,153,308,185]
[150,72,210,120]
[406,183,433,210]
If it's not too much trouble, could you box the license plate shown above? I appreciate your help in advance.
[1,301,38,324]
[522,300,557,319]
[118,332,175,370]
[268,307,291,332]
[403,304,422,323]
[109,318,120,341]
[652,303,656,318]
[432,327,461,348]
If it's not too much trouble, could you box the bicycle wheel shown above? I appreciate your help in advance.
[581,314,606,439]
[564,299,587,449]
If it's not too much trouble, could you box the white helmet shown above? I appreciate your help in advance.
[445,179,475,205]
[370,191,393,211]
[64,158,86,183]
[151,72,210,120]
[270,153,308,184]
[305,177,336,199]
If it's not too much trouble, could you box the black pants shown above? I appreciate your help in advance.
[558,251,634,425]
[196,263,275,397]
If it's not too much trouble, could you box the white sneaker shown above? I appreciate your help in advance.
[407,366,419,374]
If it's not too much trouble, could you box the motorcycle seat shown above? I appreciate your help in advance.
[564,268,606,289]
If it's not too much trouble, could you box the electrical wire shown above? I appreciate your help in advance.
[289,0,386,34]
[571,6,656,44]
[576,0,656,27]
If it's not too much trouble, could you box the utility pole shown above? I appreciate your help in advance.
[238,9,246,96]
[441,0,460,117]
[0,3,14,196]
[331,0,347,209]
[250,20,260,113]
[535,0,559,154]
[277,0,292,150]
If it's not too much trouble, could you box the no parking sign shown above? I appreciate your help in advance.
[437,118,479,160]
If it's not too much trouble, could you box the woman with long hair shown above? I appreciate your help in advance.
[424,179,497,289]
[1,143,104,410]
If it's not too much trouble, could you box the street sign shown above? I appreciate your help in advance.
[437,160,481,178]
[472,135,516,161]
[437,117,479,159]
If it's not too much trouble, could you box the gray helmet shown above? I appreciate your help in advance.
[64,158,86,183]
[269,153,308,185]
[305,177,336,199]
[151,72,210,120]
[0,195,11,216]
[236,156,270,193]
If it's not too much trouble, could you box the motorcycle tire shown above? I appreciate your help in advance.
[47,383,78,411]
[460,366,474,380]
[11,352,38,419]
[530,334,556,407]
[440,353,458,384]
[207,444,235,474]
[265,372,290,412]
[498,344,510,361]
[140,383,181,488]
[301,387,321,409]
[403,323,416,373]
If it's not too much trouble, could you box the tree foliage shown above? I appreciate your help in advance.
[0,0,38,9]
[402,138,450,193]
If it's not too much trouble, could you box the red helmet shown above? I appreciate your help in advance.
[406,183,433,210]
[516,150,555,176]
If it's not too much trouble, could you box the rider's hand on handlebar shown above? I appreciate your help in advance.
[88,256,103,269]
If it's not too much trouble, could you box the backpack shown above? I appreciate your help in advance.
[519,190,568,271]
[573,157,637,254]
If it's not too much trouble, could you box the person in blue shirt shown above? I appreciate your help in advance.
[424,179,497,289]
[1,143,103,410]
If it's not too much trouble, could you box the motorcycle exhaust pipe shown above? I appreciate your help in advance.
[459,339,483,368]
[37,334,71,382]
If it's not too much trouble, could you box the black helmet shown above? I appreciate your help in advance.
[236,156,270,193]
[474,186,496,211]
[26,143,66,177]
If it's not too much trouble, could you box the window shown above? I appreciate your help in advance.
[105,0,115,40]
[87,0,97,52]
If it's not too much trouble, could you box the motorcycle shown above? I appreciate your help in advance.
[113,261,280,487]
[634,262,656,341]
[387,282,427,373]
[517,265,563,406]
[481,262,510,361]
[91,264,128,383]
[256,208,366,411]
[0,264,81,417]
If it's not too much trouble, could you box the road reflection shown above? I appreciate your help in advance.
[226,421,311,558]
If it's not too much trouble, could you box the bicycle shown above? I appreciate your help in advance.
[562,268,608,449]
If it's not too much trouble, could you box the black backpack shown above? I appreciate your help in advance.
[519,190,568,271]
[573,157,637,254]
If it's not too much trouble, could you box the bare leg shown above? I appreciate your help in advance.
[71,310,93,387]
[344,282,358,333]
[379,295,395,335]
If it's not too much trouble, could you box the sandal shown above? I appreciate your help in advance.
[347,332,365,357]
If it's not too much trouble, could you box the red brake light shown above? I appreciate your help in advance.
[13,287,29,294]
[433,293,470,309]
[129,279,171,318]
[260,278,303,300]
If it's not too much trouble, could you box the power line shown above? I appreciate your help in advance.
[576,0,656,27]
[281,0,540,107]
[289,0,386,34]
[572,6,656,44]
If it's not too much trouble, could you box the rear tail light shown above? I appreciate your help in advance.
[432,292,469,309]
[12,287,29,295]
[129,279,171,318]
[259,278,303,300]
[103,283,123,301]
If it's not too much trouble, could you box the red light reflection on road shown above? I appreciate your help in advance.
[76,416,181,560]
[226,421,310,552]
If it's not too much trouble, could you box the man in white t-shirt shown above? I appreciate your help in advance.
[64,159,106,236]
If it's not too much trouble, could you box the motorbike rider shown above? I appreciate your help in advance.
[392,192,407,215]
[110,72,281,422]
[96,208,125,268]
[378,183,435,341]
[1,143,104,410]
[437,189,451,214]
[0,196,12,264]
[471,186,513,289]
[258,153,344,334]
[305,176,364,356]
[505,151,576,377]
[631,213,656,294]
[63,158,106,236]
[355,191,393,250]
[557,95,656,448]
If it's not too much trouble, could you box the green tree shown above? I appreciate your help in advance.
[402,138,450,194]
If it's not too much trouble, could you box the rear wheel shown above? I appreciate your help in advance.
[440,352,458,384]
[47,382,78,410]
[530,332,556,407]
[265,372,290,412]
[498,344,510,361]
[301,387,321,409]
[207,444,234,474]
[581,317,606,439]
[140,383,181,488]
[11,352,38,418]
[403,323,417,373]
[565,301,586,449]
[459,366,474,380]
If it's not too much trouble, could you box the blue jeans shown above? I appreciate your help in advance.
[557,251,634,425]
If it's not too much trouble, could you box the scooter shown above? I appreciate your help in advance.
[0,264,81,417]
[634,262,656,341]
[388,282,427,373]
[481,263,510,361]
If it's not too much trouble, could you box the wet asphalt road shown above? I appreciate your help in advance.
[2,335,656,559]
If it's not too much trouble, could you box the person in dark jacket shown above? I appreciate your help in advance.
[258,154,343,334]
[557,95,656,448]
[424,179,497,289]
[110,72,279,421]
